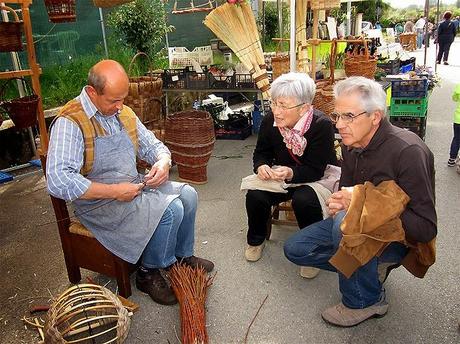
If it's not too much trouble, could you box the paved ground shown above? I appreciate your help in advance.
[1,40,459,344]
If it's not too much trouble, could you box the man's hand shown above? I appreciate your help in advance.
[326,186,353,216]
[114,182,144,202]
[144,157,170,188]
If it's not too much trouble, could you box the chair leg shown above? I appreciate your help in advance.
[266,205,279,241]
[66,263,82,284]
[114,259,132,298]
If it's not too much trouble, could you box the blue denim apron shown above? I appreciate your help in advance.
[73,126,184,264]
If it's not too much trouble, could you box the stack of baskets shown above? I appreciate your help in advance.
[0,6,23,53]
[165,110,215,184]
[44,0,76,23]
[344,39,377,80]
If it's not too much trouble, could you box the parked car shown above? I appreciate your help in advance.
[362,21,374,32]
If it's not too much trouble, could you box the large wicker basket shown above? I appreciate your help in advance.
[93,0,133,8]
[0,78,39,129]
[0,6,23,53]
[125,52,164,130]
[344,39,377,80]
[44,0,76,23]
[165,110,215,184]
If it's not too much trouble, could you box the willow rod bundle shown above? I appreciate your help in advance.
[169,264,214,344]
[295,0,309,73]
[204,2,270,99]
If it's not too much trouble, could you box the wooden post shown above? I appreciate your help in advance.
[311,9,319,81]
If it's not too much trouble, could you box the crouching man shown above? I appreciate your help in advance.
[284,77,437,327]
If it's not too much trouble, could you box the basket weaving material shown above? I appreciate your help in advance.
[271,54,290,81]
[93,0,133,8]
[44,0,76,23]
[125,53,164,130]
[0,78,39,129]
[0,6,23,53]
[44,284,131,343]
[165,110,215,184]
[310,0,341,10]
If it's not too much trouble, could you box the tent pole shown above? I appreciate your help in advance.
[290,0,296,71]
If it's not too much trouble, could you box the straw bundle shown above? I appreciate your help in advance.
[295,0,309,73]
[204,2,270,99]
[169,263,214,344]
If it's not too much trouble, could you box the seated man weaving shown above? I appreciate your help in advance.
[46,60,213,306]
[284,77,437,327]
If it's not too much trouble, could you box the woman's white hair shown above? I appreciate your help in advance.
[270,72,316,104]
[333,76,387,116]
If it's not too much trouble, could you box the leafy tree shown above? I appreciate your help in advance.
[107,0,174,56]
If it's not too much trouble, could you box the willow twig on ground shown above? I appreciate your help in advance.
[243,294,269,344]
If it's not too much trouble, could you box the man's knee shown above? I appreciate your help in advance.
[284,234,311,263]
[180,184,198,206]
[165,198,184,223]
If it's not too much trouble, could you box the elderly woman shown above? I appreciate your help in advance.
[245,72,337,262]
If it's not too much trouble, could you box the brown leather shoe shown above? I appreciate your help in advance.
[177,255,214,272]
[135,268,177,305]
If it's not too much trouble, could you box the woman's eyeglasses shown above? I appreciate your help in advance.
[329,111,368,124]
[269,100,305,111]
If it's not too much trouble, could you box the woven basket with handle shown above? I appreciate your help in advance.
[344,38,377,80]
[0,6,23,53]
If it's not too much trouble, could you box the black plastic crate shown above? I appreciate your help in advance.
[391,78,428,98]
[377,59,400,75]
[390,116,426,140]
[235,74,256,89]
[162,69,186,89]
[209,74,235,89]
[185,71,209,89]
[215,124,252,140]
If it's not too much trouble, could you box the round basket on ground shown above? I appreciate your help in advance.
[0,6,23,53]
[0,78,39,129]
[44,284,131,343]
[165,110,215,184]
[344,38,377,80]
[44,0,76,23]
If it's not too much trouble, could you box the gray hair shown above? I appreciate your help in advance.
[87,67,107,94]
[333,76,387,116]
[270,72,316,104]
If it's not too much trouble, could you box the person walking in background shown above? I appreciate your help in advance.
[404,19,415,33]
[415,15,426,49]
[448,84,460,168]
[436,11,456,65]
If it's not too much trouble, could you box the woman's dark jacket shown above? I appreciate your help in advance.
[437,19,456,43]
[253,109,337,184]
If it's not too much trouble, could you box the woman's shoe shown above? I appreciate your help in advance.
[444,61,449,65]
[245,242,265,262]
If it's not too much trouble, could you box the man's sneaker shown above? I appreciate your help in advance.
[136,268,177,305]
[448,158,456,167]
[245,242,265,262]
[321,299,389,327]
[300,266,320,279]
[176,255,215,272]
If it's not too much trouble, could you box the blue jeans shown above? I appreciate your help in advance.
[416,29,424,49]
[284,211,408,309]
[449,123,460,159]
[141,185,197,269]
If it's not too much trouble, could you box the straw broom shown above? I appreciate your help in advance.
[204,2,270,99]
[169,263,215,344]
[296,0,309,73]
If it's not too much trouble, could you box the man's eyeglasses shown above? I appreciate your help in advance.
[329,111,368,124]
[269,100,305,111]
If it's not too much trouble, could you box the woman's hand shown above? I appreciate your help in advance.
[271,166,294,181]
[257,164,277,180]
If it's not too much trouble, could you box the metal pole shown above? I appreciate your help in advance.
[423,0,429,67]
[435,0,440,73]
[277,0,283,41]
[346,0,351,36]
[289,0,296,71]
[99,8,109,58]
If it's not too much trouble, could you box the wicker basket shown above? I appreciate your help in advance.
[310,0,341,10]
[0,6,23,53]
[344,39,377,80]
[0,78,39,129]
[125,52,164,130]
[165,110,215,184]
[44,0,76,23]
[93,0,133,8]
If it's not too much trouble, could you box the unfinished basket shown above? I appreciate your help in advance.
[165,110,215,184]
[125,52,164,130]
[44,284,131,344]
[310,0,341,10]
[344,39,377,80]
[271,54,290,81]
[0,78,39,129]
[0,6,23,53]
[44,0,76,23]
[93,0,133,7]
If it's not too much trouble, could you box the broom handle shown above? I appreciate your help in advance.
[329,39,337,84]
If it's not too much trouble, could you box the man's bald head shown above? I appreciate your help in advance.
[88,60,129,95]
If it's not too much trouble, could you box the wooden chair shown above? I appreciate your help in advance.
[266,200,298,240]
[41,155,135,297]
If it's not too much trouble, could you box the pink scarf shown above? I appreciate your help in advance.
[278,107,313,156]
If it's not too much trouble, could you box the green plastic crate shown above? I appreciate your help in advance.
[390,97,428,117]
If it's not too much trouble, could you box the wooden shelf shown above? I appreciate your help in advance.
[0,68,42,79]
